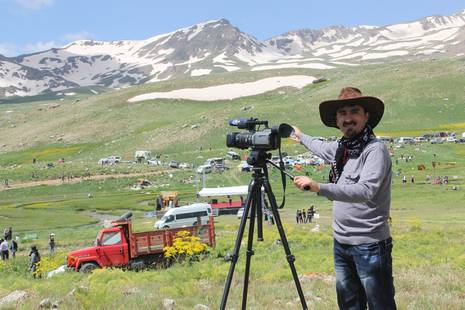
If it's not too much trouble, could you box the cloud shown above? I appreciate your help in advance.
[23,41,60,54]
[63,31,94,42]
[0,30,94,57]
[0,43,19,57]
[14,0,54,10]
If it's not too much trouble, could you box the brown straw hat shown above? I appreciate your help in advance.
[319,87,384,128]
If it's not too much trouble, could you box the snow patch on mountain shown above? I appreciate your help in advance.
[128,75,316,102]
[191,69,212,76]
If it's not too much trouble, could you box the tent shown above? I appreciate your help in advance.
[198,186,248,197]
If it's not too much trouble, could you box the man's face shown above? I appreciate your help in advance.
[335,105,369,138]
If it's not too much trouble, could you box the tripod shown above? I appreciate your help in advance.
[220,150,308,309]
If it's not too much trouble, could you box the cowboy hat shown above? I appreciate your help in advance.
[319,87,384,128]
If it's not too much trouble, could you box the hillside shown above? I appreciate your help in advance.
[1,58,465,164]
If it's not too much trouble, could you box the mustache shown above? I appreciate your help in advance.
[343,121,357,126]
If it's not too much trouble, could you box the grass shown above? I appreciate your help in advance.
[2,58,465,164]
[0,60,465,308]
[0,143,464,309]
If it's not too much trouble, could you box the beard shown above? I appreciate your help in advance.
[342,122,359,138]
[343,128,358,138]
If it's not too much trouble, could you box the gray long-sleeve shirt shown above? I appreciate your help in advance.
[301,133,392,245]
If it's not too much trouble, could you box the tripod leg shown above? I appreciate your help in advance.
[256,186,264,241]
[241,183,259,309]
[220,179,256,310]
[262,179,308,310]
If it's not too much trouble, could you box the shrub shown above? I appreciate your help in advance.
[164,230,208,264]
[35,252,67,278]
[407,217,422,232]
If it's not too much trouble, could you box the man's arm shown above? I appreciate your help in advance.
[318,145,390,202]
[291,126,338,163]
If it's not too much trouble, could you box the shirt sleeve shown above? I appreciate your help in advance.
[300,133,338,163]
[318,145,389,202]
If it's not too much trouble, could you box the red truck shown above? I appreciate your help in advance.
[67,213,215,272]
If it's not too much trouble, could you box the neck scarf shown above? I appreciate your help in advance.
[329,125,375,183]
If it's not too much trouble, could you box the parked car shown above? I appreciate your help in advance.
[178,162,190,169]
[430,138,444,144]
[147,159,162,166]
[98,155,121,165]
[169,160,179,168]
[238,161,251,172]
[237,207,245,219]
[237,207,251,219]
[226,151,241,160]
[197,164,212,174]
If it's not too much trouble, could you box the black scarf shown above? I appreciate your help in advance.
[329,125,375,183]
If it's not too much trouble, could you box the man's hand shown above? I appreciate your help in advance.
[290,126,302,143]
[293,176,320,193]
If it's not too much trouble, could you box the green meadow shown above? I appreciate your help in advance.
[0,59,465,309]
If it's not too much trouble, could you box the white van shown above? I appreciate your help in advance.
[154,203,212,229]
[197,164,212,174]
[397,137,415,144]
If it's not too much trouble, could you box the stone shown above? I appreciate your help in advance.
[122,287,140,296]
[0,290,27,307]
[193,304,210,310]
[163,298,175,310]
[39,298,52,308]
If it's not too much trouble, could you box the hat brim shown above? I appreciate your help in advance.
[319,96,384,129]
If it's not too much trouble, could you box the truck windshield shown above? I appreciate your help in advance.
[101,232,122,246]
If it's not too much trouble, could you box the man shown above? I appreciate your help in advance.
[29,245,41,278]
[308,205,315,223]
[10,239,18,258]
[0,238,9,260]
[292,87,396,309]
[49,233,56,255]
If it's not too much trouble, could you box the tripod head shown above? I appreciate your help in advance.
[246,149,271,168]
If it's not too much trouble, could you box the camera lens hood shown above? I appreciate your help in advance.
[278,123,294,138]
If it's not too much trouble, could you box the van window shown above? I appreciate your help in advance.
[163,215,175,223]
[176,211,208,220]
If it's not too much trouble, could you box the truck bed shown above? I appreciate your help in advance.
[129,222,215,258]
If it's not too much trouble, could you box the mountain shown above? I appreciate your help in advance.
[2,10,465,98]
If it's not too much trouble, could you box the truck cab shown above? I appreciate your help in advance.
[67,225,130,271]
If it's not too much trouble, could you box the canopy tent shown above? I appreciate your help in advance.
[198,186,248,197]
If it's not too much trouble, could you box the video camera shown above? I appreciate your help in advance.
[226,118,293,151]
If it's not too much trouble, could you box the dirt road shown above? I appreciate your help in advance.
[1,169,175,191]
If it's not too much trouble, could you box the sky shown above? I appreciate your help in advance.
[1,0,465,56]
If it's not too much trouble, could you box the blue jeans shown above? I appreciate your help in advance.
[334,238,396,310]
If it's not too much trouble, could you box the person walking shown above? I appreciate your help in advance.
[29,246,41,278]
[296,209,300,224]
[302,209,307,223]
[10,239,18,258]
[1,239,9,260]
[292,87,396,309]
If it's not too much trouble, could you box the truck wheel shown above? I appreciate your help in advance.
[163,225,169,229]
[80,262,99,273]
[193,221,197,226]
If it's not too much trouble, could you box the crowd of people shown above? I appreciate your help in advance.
[295,206,316,224]
[1,227,57,278]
